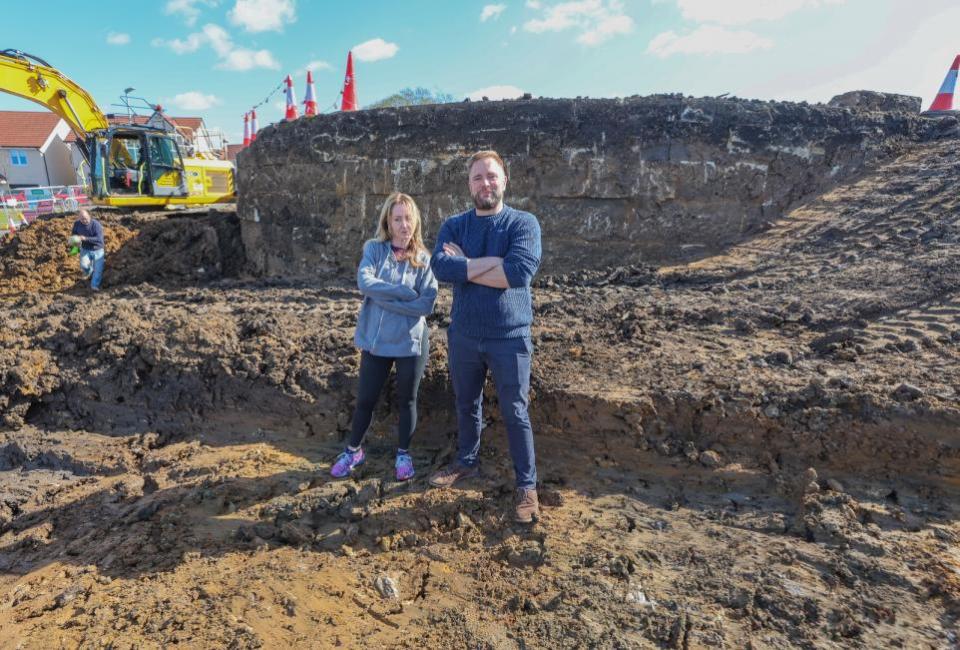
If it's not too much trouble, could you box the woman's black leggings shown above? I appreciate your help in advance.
[348,339,428,450]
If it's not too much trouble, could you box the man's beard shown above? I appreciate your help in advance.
[472,187,502,211]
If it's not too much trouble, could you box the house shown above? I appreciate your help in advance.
[0,111,86,189]
[225,144,244,162]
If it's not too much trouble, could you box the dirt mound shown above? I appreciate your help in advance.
[0,138,958,647]
[0,210,245,296]
[104,209,246,287]
[0,214,136,295]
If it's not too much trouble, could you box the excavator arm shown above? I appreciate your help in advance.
[0,49,109,143]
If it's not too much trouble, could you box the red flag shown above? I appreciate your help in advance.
[341,51,357,111]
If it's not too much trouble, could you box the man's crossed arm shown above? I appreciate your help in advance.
[443,242,509,289]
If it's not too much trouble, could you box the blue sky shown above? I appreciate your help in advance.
[2,0,958,144]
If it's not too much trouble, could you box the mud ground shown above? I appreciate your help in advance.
[0,139,959,648]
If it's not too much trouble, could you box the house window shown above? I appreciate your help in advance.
[9,150,27,166]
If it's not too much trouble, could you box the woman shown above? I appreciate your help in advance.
[332,192,438,481]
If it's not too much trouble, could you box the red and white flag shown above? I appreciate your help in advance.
[284,75,299,121]
[304,70,318,116]
[341,51,357,111]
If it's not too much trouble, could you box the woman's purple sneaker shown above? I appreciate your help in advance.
[395,453,415,481]
[331,448,365,478]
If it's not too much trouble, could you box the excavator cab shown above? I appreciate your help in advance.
[89,130,188,200]
[146,134,187,197]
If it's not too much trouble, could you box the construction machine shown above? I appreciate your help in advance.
[0,49,235,207]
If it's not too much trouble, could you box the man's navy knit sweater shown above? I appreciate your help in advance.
[431,205,542,339]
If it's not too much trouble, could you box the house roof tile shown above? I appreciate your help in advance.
[0,111,66,148]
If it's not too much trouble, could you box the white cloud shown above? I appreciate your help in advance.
[467,85,525,100]
[523,0,634,46]
[217,48,280,70]
[481,4,506,21]
[577,12,632,45]
[304,59,332,72]
[202,23,233,56]
[106,32,131,45]
[164,0,219,27]
[154,23,280,70]
[673,0,845,26]
[229,0,296,32]
[353,38,399,62]
[171,91,221,110]
[647,25,773,57]
[526,0,542,7]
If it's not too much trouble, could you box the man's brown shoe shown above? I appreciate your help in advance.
[428,463,479,488]
[514,488,539,524]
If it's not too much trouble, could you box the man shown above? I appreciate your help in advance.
[429,150,543,523]
[71,208,105,291]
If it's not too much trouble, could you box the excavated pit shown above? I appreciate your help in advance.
[0,97,958,648]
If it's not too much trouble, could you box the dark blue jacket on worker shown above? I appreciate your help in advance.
[430,205,542,339]
[71,218,104,251]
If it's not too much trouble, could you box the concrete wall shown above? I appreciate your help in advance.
[237,95,935,276]
[43,139,78,186]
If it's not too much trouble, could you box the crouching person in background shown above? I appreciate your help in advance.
[71,208,105,291]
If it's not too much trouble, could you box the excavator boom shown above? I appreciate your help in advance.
[0,49,234,206]
[0,49,108,140]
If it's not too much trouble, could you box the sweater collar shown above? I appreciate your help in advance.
[472,205,509,220]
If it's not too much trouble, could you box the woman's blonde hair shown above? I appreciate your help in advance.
[376,192,428,268]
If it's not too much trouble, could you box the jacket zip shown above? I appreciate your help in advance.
[370,248,409,352]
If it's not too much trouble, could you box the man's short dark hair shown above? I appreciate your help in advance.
[467,150,507,178]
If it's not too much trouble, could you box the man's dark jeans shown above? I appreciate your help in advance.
[447,328,537,489]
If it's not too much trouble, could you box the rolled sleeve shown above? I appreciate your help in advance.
[501,217,542,288]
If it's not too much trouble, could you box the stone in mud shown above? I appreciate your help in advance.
[500,540,545,567]
[767,350,793,365]
[826,479,845,493]
[892,383,923,402]
[374,575,400,600]
[277,522,314,545]
[698,450,722,468]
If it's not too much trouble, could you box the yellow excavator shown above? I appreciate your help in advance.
[0,49,235,207]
